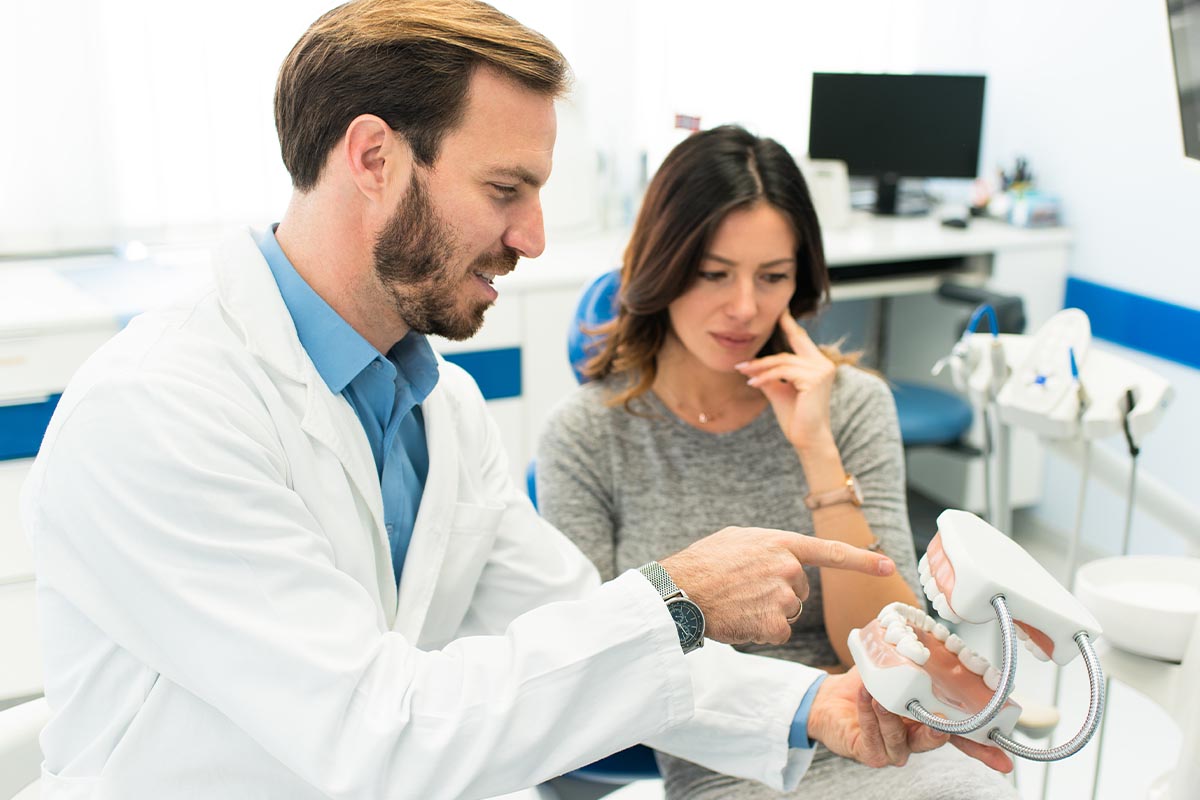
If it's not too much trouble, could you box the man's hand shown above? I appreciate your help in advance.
[807,667,1014,773]
[660,528,894,645]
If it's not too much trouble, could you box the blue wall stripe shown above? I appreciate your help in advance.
[443,347,522,401]
[1064,278,1200,371]
[0,394,62,461]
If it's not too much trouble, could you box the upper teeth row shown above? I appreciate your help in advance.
[875,602,1002,690]
[1014,624,1052,662]
[917,554,964,624]
[917,555,1052,662]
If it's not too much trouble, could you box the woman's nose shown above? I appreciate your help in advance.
[724,278,757,320]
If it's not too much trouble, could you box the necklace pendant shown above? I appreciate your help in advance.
[698,412,711,424]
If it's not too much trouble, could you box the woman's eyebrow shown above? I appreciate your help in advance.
[702,253,796,268]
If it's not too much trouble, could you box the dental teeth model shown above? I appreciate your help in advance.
[848,509,1107,761]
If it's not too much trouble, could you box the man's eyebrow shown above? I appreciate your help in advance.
[488,166,546,189]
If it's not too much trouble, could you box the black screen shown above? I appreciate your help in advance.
[808,73,986,180]
[1168,0,1200,159]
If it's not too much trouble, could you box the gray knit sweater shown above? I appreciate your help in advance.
[536,364,920,669]
[535,366,1018,799]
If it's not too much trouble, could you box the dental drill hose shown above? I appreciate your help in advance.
[906,595,1018,735]
[989,632,1106,761]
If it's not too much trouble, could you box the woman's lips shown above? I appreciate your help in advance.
[711,332,757,350]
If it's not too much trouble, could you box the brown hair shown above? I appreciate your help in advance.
[275,0,570,191]
[585,125,855,408]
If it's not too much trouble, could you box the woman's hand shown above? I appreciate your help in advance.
[735,311,836,455]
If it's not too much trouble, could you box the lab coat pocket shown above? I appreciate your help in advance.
[418,500,505,644]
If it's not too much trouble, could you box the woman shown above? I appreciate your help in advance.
[536,126,1016,799]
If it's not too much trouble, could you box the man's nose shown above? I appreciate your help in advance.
[502,198,545,259]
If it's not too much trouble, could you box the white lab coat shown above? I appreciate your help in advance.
[21,230,823,799]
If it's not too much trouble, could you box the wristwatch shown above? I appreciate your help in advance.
[637,561,705,654]
[804,474,863,510]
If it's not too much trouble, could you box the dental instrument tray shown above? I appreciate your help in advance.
[848,509,1106,761]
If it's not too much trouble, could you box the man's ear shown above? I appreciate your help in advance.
[343,114,413,205]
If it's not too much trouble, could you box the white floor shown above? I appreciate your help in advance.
[571,525,1190,800]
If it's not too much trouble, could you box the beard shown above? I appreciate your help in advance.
[373,173,518,341]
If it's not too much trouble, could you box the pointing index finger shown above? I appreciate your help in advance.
[788,533,895,576]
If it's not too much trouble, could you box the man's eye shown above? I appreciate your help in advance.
[491,184,519,197]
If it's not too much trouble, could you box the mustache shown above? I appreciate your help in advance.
[473,247,520,276]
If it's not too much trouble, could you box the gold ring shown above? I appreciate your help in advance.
[786,599,804,625]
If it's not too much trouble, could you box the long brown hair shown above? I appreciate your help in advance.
[275,0,570,191]
[584,125,850,408]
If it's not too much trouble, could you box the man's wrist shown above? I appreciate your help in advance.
[789,673,827,749]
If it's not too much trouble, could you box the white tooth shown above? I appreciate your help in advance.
[931,593,962,623]
[897,637,930,665]
[918,555,930,579]
[921,615,937,633]
[1015,626,1030,641]
[933,622,950,641]
[884,622,909,644]
[959,648,989,675]
[983,666,1001,691]
[946,633,966,654]
[1023,638,1052,662]
[879,612,902,628]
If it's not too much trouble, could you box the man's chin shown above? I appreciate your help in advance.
[427,303,489,341]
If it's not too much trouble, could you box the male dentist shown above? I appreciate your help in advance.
[22,1,1010,797]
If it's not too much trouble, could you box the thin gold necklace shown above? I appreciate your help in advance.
[655,382,749,425]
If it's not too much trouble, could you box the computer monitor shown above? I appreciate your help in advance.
[808,73,986,215]
[1167,0,1199,160]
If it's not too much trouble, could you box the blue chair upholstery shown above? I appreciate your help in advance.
[891,381,973,447]
[567,270,622,384]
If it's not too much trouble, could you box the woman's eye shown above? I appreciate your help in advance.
[761,273,791,284]
[698,271,726,282]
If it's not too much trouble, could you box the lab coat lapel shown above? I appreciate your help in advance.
[298,382,397,614]
[215,230,397,617]
[392,385,457,639]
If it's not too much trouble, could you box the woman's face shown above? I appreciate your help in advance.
[665,202,797,373]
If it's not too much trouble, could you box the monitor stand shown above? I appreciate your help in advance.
[872,172,932,216]
[874,172,901,215]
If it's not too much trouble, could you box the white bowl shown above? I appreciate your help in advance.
[1075,556,1200,662]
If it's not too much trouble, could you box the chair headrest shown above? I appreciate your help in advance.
[567,269,621,384]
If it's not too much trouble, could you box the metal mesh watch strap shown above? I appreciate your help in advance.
[638,561,682,600]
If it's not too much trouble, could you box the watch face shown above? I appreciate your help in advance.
[667,598,705,651]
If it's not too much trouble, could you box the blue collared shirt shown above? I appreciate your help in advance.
[257,227,438,586]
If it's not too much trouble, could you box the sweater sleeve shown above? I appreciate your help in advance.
[535,388,621,581]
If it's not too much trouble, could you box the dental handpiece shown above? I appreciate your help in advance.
[847,510,1105,761]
